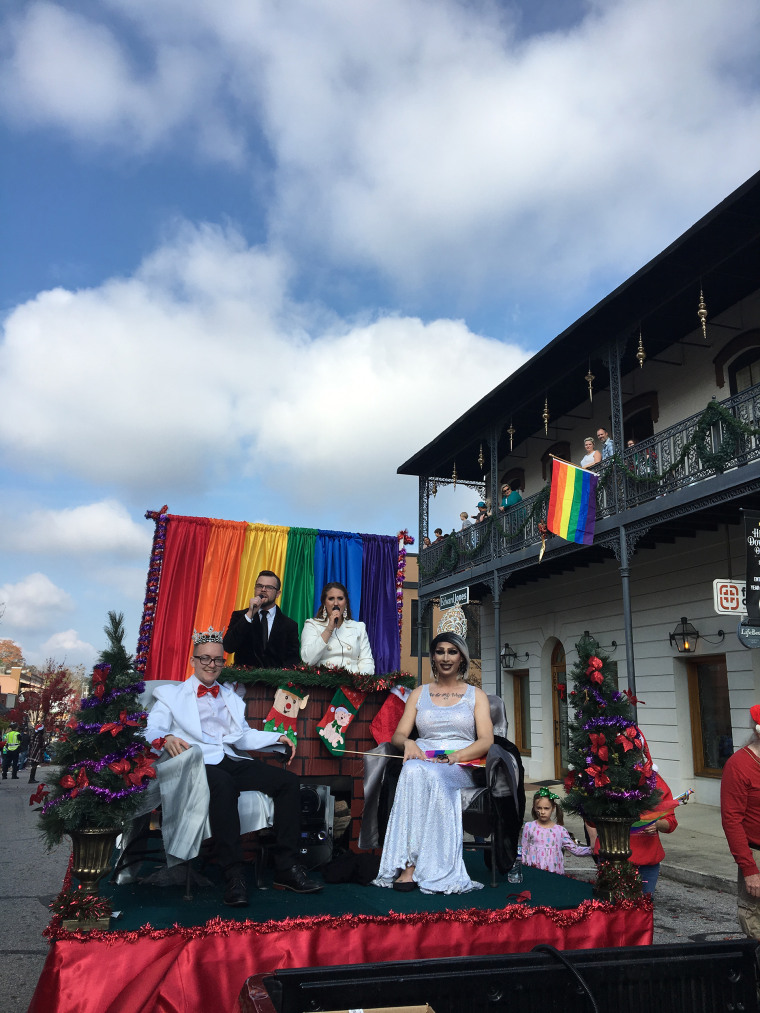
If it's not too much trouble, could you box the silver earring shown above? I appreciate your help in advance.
[320,606,327,619]
[342,608,348,619]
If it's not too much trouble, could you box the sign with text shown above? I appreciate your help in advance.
[746,512,760,622]
[713,579,747,615]
[440,587,469,610]
[737,620,760,649]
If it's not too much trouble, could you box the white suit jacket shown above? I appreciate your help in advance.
[143,677,283,762]
[300,618,375,675]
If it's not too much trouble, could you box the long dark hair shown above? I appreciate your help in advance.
[314,582,353,621]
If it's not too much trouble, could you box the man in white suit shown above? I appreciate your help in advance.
[144,628,321,907]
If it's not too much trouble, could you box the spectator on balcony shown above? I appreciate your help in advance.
[628,437,658,480]
[433,528,445,543]
[475,502,489,523]
[460,512,473,530]
[580,437,601,469]
[500,480,523,511]
[422,536,432,549]
[597,427,614,460]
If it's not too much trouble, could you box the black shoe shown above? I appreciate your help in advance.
[11,776,18,780]
[273,864,322,893]
[223,876,249,907]
[392,872,418,892]
[28,778,36,784]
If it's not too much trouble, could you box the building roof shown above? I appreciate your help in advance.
[398,168,760,480]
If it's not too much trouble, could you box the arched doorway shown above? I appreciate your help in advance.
[551,641,569,778]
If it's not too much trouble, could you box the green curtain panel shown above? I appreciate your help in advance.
[280,527,318,635]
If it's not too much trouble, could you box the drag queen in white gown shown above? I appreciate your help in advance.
[373,632,494,894]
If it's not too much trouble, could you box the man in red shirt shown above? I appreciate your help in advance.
[721,705,760,938]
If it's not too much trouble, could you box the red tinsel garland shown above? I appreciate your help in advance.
[44,895,652,944]
[396,529,414,648]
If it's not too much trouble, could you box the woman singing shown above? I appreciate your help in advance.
[300,582,375,675]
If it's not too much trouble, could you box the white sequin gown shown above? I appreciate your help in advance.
[373,683,484,894]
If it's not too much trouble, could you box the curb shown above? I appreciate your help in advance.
[660,863,736,894]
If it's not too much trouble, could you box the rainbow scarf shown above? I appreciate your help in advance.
[547,458,598,545]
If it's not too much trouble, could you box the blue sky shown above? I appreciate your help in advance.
[1,0,760,669]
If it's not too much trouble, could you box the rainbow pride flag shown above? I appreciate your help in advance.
[547,458,598,545]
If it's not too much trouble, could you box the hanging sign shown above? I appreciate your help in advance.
[745,512,760,622]
[440,587,469,610]
[737,619,760,650]
[713,579,747,615]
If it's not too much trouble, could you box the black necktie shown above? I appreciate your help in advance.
[260,610,269,649]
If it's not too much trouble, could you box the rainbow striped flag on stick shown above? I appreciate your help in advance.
[547,457,598,545]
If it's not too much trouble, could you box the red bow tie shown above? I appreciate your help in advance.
[197,684,220,698]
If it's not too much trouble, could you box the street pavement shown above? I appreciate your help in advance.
[0,772,747,1012]
[1,768,69,1013]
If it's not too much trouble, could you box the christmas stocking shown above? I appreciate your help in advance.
[263,684,309,745]
[370,685,411,745]
[317,686,367,756]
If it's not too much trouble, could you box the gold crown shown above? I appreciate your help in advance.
[192,626,224,645]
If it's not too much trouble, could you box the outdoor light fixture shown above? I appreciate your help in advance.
[578,630,618,656]
[669,617,725,654]
[500,643,528,669]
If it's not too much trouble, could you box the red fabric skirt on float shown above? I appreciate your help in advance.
[30,899,653,1013]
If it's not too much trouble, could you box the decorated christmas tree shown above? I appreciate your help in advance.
[38,611,157,848]
[563,633,660,823]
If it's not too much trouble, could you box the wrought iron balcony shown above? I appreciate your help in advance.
[419,383,760,583]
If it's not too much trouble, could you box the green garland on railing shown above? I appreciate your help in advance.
[420,485,551,580]
[422,399,760,579]
[218,664,416,694]
[597,398,760,491]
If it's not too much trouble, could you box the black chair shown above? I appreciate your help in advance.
[359,694,525,886]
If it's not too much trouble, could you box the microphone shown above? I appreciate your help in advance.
[331,605,341,626]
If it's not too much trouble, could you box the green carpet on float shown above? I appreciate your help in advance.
[101,850,594,932]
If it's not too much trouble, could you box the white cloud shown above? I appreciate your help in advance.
[5,499,151,558]
[0,224,527,512]
[0,573,74,630]
[0,1,244,161]
[38,629,97,668]
[3,0,759,295]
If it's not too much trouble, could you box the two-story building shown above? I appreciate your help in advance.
[400,168,760,805]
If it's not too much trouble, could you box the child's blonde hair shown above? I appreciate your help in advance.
[531,789,564,825]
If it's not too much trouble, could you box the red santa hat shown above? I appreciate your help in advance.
[750,705,760,733]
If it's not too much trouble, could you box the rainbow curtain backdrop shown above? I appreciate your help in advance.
[142,514,401,682]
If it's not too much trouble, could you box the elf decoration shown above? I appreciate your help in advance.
[37,611,158,848]
[317,686,367,755]
[263,683,309,745]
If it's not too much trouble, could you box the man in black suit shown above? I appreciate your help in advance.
[223,570,300,669]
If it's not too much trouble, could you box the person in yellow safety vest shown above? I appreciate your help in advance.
[2,722,22,779]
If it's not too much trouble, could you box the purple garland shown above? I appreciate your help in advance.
[65,741,148,774]
[41,781,151,815]
[581,715,632,731]
[135,507,169,674]
[80,681,146,710]
[74,711,147,735]
[575,772,658,802]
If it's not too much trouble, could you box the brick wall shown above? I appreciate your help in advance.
[244,684,385,850]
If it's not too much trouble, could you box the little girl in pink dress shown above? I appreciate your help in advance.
[520,788,591,874]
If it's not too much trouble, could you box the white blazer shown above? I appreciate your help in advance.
[143,677,282,763]
[300,618,375,675]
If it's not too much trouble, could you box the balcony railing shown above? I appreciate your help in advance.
[420,383,760,582]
